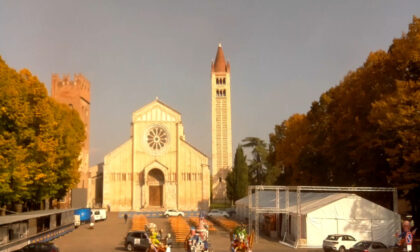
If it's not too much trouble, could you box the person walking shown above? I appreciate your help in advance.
[89,213,95,229]
[165,233,172,252]
[124,213,128,224]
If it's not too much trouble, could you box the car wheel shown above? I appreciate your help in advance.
[178,214,182,217]
[165,214,169,218]
[339,246,346,252]
[126,242,133,251]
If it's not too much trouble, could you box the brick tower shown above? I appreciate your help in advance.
[211,43,233,202]
[51,74,90,190]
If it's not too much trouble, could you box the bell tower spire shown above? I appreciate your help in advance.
[211,43,233,203]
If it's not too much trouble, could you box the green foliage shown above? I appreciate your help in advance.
[226,145,249,202]
[242,137,269,185]
[0,57,85,207]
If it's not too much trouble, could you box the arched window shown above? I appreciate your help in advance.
[216,90,219,96]
[223,90,226,96]
[216,78,219,84]
[223,78,226,84]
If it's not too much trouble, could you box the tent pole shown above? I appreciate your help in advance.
[255,187,260,243]
[276,189,280,237]
[392,188,398,213]
[297,186,301,248]
[285,188,289,238]
[248,187,252,236]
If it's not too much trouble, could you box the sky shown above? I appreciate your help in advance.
[0,1,419,166]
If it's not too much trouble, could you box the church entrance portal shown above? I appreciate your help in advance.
[147,169,164,207]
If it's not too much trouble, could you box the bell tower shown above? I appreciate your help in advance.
[51,74,90,190]
[211,43,233,202]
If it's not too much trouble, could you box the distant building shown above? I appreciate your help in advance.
[99,99,210,211]
[51,74,90,207]
[87,163,103,208]
[211,44,233,202]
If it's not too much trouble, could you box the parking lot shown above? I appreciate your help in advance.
[54,212,321,252]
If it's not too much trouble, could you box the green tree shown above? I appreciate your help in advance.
[242,137,269,185]
[226,145,249,202]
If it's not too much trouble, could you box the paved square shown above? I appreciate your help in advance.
[54,213,321,252]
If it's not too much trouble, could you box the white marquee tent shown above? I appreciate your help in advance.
[236,192,401,248]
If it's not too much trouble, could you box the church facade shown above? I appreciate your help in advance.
[101,99,210,211]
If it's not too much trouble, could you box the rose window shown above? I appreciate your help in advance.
[147,127,168,150]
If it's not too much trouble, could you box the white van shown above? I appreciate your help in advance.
[92,208,107,221]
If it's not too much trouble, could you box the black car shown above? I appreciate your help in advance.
[15,242,59,252]
[124,230,151,251]
[350,241,392,252]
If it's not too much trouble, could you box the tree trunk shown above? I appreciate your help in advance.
[0,206,6,216]
[15,203,23,213]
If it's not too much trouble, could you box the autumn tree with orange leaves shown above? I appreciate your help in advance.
[266,16,420,220]
[0,57,85,211]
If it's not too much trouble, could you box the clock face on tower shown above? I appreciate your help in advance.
[145,126,169,154]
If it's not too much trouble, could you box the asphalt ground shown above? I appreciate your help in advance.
[54,212,322,252]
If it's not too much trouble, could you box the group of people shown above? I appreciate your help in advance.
[185,213,210,252]
[146,223,173,252]
[230,225,253,252]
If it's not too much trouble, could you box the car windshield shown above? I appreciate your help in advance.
[354,242,372,249]
[327,235,341,240]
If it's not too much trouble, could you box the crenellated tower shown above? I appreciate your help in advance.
[51,74,90,190]
[211,43,233,202]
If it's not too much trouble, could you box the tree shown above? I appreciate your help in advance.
[226,145,249,202]
[264,16,420,222]
[242,137,269,185]
[369,80,420,212]
[0,56,85,210]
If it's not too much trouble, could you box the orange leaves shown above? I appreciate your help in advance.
[0,56,85,205]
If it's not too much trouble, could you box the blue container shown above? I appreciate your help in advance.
[74,208,91,223]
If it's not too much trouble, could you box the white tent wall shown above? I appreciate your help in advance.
[237,187,399,248]
[306,195,400,247]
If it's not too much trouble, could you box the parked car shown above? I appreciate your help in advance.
[207,209,229,218]
[92,208,107,221]
[124,230,151,251]
[323,234,357,252]
[224,208,236,216]
[163,209,184,217]
[350,241,392,252]
[16,242,59,252]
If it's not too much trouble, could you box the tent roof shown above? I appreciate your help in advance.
[236,191,353,214]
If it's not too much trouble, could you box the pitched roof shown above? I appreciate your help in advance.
[213,43,227,72]
[236,191,351,214]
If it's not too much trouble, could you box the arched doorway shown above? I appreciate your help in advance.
[148,168,164,207]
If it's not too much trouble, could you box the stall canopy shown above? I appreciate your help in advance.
[236,192,400,247]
